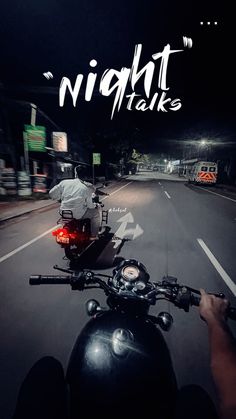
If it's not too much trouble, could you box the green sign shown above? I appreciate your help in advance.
[24,125,46,152]
[93,153,101,165]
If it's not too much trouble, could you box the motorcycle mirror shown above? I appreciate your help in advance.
[157,312,173,331]
[86,299,101,316]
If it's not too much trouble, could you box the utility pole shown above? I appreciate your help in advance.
[30,103,37,126]
[23,103,37,174]
[23,132,30,174]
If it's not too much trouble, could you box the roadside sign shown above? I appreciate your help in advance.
[93,153,101,165]
[52,132,68,152]
[31,174,47,193]
[24,125,46,152]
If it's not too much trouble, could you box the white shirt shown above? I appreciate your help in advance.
[49,178,96,219]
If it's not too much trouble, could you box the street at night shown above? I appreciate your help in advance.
[1,172,236,418]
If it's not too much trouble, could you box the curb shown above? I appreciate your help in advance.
[0,201,57,223]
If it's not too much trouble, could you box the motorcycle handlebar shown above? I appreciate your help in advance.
[29,273,236,321]
[29,275,71,285]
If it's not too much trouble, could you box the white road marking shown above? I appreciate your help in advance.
[0,226,59,264]
[197,238,236,296]
[116,212,143,239]
[164,191,171,199]
[0,181,133,263]
[112,211,144,249]
[158,182,162,185]
[101,181,133,200]
[196,186,236,203]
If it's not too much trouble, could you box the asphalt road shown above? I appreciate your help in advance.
[0,172,236,418]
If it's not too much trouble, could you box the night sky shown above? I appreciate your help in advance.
[0,1,235,155]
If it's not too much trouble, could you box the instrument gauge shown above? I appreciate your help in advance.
[121,265,140,281]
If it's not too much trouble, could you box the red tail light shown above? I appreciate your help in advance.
[52,228,79,240]
[52,228,68,237]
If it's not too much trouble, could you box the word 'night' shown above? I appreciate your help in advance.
[59,43,184,119]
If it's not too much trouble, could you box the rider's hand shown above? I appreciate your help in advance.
[199,288,229,326]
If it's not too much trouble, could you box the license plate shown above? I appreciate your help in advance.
[56,236,69,244]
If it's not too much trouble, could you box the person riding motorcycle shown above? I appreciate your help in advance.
[49,166,100,240]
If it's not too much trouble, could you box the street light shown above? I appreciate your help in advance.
[199,139,211,160]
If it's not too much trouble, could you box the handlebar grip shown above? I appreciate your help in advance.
[29,275,71,285]
[190,295,201,306]
[190,294,236,321]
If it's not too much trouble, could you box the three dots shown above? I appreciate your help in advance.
[200,22,218,25]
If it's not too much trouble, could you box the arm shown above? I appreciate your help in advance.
[49,183,62,201]
[199,289,236,419]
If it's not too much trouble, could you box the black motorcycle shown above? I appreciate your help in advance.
[52,192,109,261]
[29,259,236,418]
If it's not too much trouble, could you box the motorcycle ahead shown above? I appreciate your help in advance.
[29,259,236,419]
[52,190,109,261]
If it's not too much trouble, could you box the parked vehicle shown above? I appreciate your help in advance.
[187,161,217,185]
[29,259,236,418]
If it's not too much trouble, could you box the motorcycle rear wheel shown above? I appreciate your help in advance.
[64,245,80,261]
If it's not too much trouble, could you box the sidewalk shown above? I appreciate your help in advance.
[0,199,56,223]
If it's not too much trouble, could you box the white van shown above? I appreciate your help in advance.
[187,161,217,185]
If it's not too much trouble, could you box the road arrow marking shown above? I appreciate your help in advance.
[122,224,143,239]
[112,212,144,248]
[117,212,134,224]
